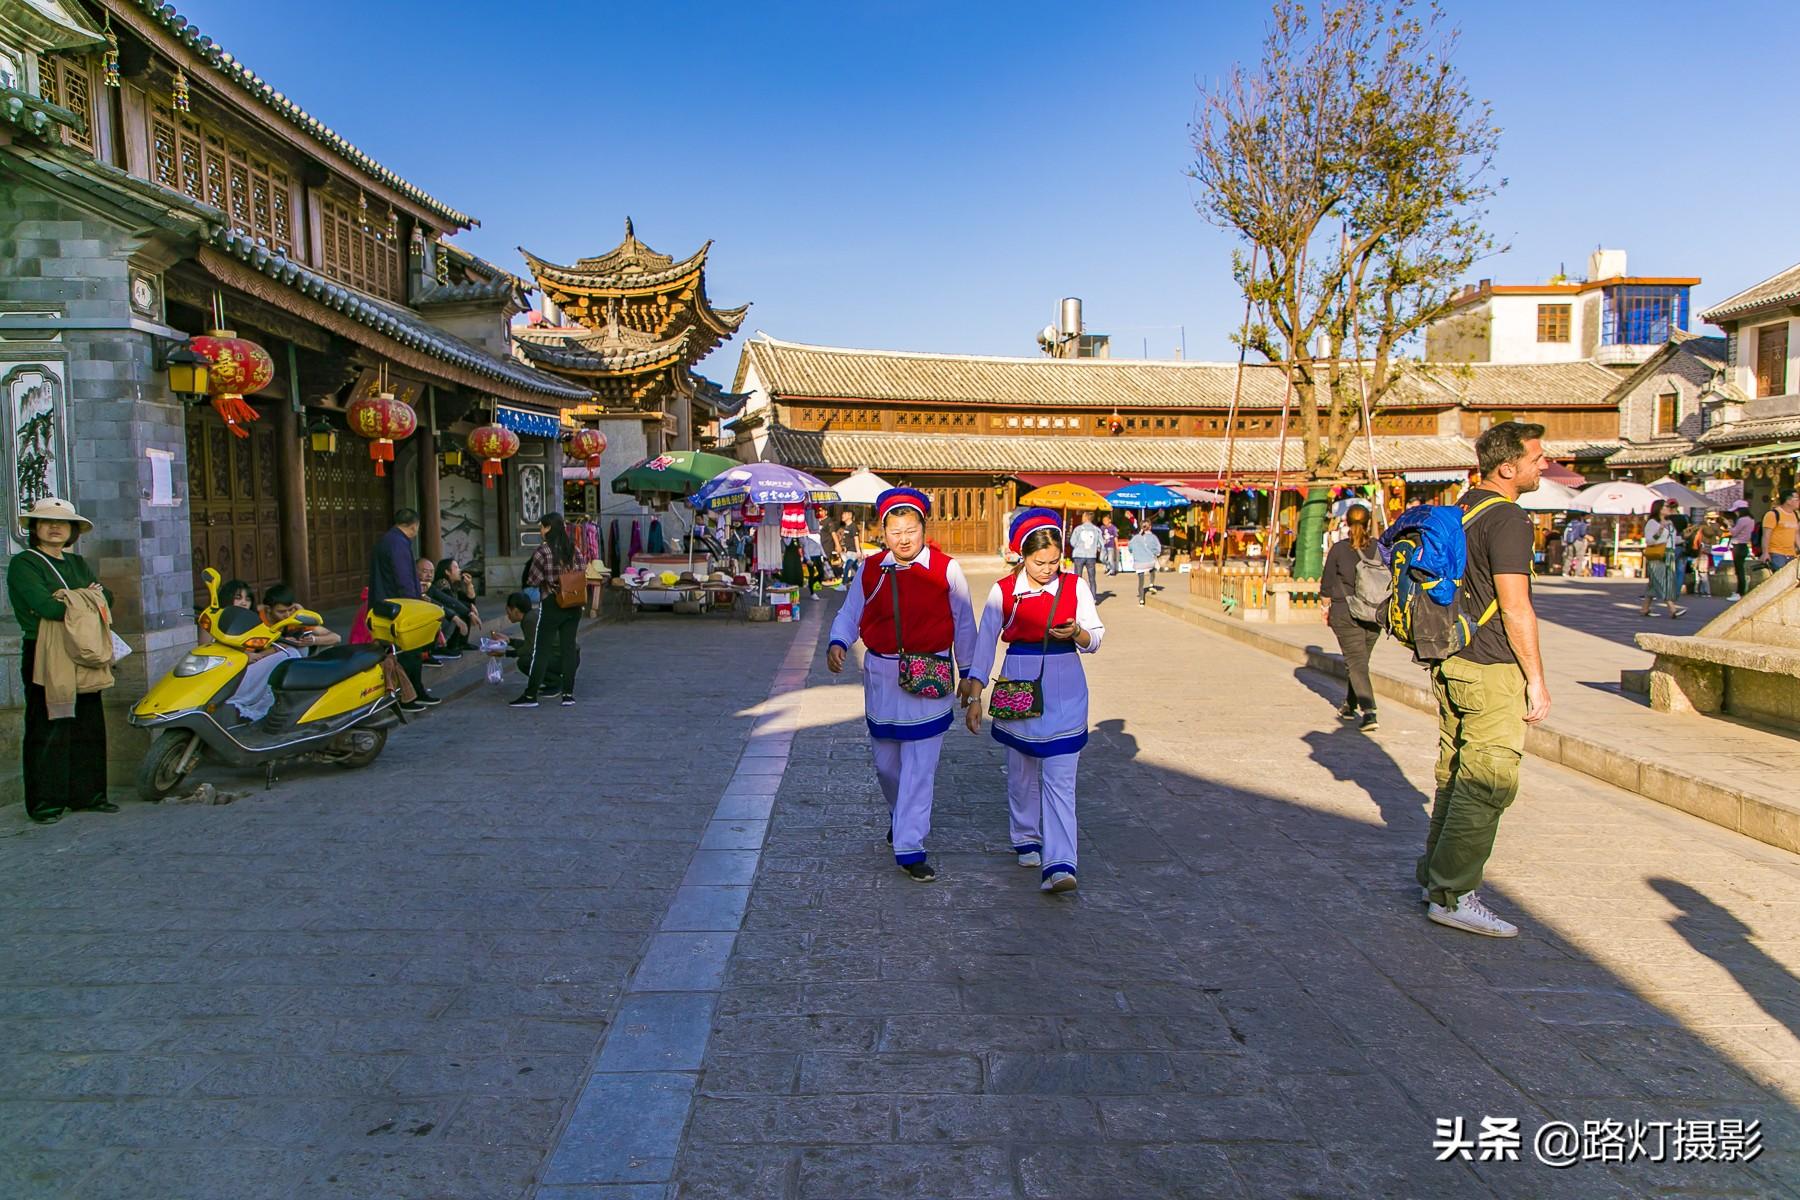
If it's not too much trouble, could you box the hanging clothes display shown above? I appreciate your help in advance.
[608,520,622,575]
[780,504,808,538]
[629,522,644,560]
[648,518,666,554]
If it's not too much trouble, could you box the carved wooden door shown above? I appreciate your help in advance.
[186,407,282,605]
[303,436,393,609]
[915,483,996,556]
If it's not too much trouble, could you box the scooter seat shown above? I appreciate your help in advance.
[270,645,387,692]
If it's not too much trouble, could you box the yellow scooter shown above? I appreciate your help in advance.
[129,567,443,801]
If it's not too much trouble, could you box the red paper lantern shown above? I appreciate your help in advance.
[346,391,418,476]
[190,329,273,439]
[567,428,607,480]
[468,423,520,489]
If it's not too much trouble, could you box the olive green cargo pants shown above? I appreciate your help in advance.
[1417,654,1526,908]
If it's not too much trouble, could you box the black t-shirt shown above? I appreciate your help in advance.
[1321,538,1374,601]
[1455,488,1533,665]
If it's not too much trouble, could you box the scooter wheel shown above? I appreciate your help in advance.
[325,727,387,768]
[137,730,201,802]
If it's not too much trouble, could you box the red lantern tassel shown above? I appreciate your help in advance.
[481,459,503,489]
[371,438,394,477]
[586,455,601,481]
[213,394,260,438]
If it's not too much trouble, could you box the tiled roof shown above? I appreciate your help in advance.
[127,1,474,228]
[1696,413,1800,448]
[765,429,1474,475]
[514,326,693,375]
[1437,360,1625,408]
[0,85,83,139]
[206,231,590,402]
[742,336,1620,412]
[1541,439,1623,460]
[1606,441,1693,467]
[1699,262,1800,323]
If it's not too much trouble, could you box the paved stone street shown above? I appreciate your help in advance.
[4,577,1799,1198]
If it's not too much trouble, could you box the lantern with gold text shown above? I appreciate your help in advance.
[468,423,520,489]
[190,330,273,439]
[346,391,417,476]
[568,428,607,481]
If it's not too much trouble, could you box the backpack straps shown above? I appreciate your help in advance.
[1460,495,1516,628]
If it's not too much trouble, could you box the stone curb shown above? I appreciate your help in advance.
[1147,592,1800,856]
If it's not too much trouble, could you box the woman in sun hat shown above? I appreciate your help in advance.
[7,498,117,824]
[826,488,976,882]
[962,509,1105,893]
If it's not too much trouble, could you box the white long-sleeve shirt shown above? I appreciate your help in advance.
[829,546,977,677]
[969,570,1104,687]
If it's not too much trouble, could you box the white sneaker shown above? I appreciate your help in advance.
[1042,871,1078,893]
[1729,594,1741,602]
[1419,885,1431,904]
[1427,892,1517,938]
[1016,851,1042,868]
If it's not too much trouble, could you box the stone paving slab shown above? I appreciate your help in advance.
[1150,576,1800,854]
[674,574,1800,1199]
[0,617,796,1200]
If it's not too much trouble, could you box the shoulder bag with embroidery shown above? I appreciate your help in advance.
[988,576,1069,721]
[887,566,955,700]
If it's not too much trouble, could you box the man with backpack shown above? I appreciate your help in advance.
[1414,422,1551,940]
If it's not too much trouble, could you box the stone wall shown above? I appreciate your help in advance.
[0,178,195,803]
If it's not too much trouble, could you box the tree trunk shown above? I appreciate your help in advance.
[1292,484,1331,580]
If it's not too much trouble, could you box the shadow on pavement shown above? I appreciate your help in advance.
[1651,878,1800,1047]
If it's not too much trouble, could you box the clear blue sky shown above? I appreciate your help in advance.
[187,0,1796,373]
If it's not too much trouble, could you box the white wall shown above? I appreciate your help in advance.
[1731,316,1800,398]
[1486,294,1590,363]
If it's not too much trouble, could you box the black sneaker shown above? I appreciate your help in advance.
[1359,711,1380,732]
[415,692,443,707]
[1336,701,1358,721]
[902,862,937,883]
[28,808,66,825]
[508,694,540,709]
[400,700,427,714]
[79,800,122,813]
[560,694,575,707]
[423,655,445,668]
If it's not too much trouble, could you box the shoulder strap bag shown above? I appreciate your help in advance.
[987,576,1068,721]
[887,565,954,700]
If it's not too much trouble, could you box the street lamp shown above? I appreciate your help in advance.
[157,340,213,400]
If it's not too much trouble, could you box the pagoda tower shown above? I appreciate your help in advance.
[514,218,749,450]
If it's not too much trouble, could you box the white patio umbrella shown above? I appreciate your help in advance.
[831,468,894,506]
[1648,477,1720,510]
[1516,477,1582,512]
[1571,480,1664,567]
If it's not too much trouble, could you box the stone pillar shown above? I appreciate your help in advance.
[418,401,442,560]
[272,393,311,599]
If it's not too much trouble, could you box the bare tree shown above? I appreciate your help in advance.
[1190,0,1503,573]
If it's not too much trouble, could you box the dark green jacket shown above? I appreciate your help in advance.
[7,550,113,641]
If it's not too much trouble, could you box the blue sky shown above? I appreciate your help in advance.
[186,0,1796,372]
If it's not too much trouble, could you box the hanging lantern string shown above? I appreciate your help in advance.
[1216,241,1260,569]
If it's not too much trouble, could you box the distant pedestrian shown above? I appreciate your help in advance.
[1127,523,1162,605]
[1762,489,1799,573]
[9,498,117,824]
[1419,422,1551,939]
[511,512,585,708]
[493,592,561,695]
[1320,505,1382,731]
[1068,512,1103,594]
[1100,514,1120,575]
[826,489,976,883]
[1562,515,1590,577]
[964,510,1105,893]
[1640,500,1686,620]
[368,508,438,710]
[428,559,477,654]
[1686,512,1718,596]
[833,510,863,587]
[1729,504,1756,599]
[802,516,828,595]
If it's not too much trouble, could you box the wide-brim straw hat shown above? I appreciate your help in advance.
[19,497,93,535]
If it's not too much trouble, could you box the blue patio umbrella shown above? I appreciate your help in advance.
[1104,483,1189,511]
[689,462,840,512]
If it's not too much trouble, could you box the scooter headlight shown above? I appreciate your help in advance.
[173,652,228,677]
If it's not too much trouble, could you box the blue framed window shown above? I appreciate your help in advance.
[1602,286,1689,346]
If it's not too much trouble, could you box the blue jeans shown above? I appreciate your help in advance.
[1074,557,1098,593]
[1772,553,1794,572]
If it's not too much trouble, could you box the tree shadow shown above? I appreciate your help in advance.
[1649,877,1800,1046]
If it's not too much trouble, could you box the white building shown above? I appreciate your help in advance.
[1426,249,1699,370]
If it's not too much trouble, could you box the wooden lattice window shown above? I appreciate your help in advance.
[148,99,293,257]
[1656,392,1679,436]
[1756,323,1789,398]
[39,54,95,155]
[319,195,403,302]
[1536,303,1572,343]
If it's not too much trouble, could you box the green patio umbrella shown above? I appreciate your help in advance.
[610,451,740,497]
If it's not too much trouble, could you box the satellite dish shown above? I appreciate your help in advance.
[1037,325,1059,348]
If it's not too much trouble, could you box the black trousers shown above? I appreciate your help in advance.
[527,601,582,697]
[1327,607,1382,712]
[20,640,109,817]
[1733,543,1750,595]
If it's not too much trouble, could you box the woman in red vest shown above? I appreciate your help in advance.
[827,488,977,882]
[963,509,1105,893]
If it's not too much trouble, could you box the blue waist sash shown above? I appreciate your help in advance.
[1001,640,1078,656]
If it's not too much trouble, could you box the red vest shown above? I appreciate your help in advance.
[859,551,955,654]
[999,573,1075,643]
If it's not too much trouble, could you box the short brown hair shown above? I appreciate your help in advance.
[1476,421,1546,476]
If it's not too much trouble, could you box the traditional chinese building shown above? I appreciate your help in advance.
[730,335,1622,555]
[0,0,592,791]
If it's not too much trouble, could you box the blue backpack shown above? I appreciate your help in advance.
[1379,496,1514,662]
